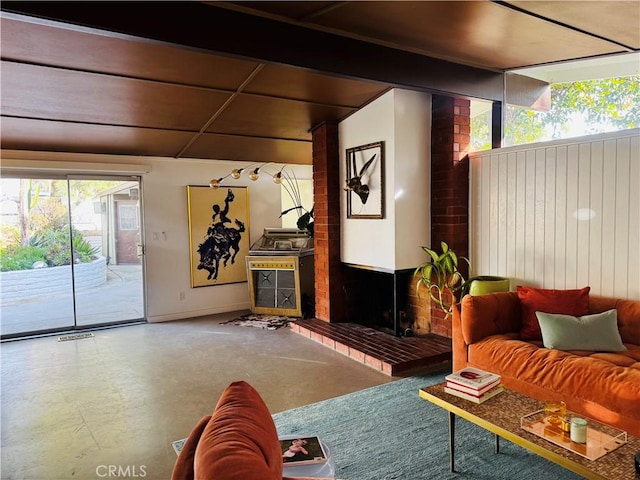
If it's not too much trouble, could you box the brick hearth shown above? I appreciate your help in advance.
[290,319,452,376]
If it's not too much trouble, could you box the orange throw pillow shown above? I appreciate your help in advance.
[517,286,590,340]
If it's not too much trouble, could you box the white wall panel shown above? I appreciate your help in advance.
[470,129,640,300]
[339,89,431,271]
[514,152,527,282]
[505,153,517,282]
[553,146,568,289]
[543,148,556,287]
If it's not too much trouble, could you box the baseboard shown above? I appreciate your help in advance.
[148,304,250,323]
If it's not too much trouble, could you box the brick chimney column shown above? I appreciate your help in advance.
[430,95,470,337]
[311,122,346,322]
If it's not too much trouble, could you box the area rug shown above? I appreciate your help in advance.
[271,373,583,480]
[219,313,293,330]
[170,374,582,479]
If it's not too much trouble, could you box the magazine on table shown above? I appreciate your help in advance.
[280,436,328,467]
[444,384,504,404]
[446,377,501,396]
[445,367,501,390]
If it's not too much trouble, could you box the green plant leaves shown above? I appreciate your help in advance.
[414,241,470,318]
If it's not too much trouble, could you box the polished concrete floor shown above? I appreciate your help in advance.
[1,312,393,480]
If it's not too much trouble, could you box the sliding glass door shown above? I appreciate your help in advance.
[0,175,145,338]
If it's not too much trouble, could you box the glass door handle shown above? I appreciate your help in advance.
[137,244,145,256]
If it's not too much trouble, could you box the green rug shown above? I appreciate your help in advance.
[272,373,583,479]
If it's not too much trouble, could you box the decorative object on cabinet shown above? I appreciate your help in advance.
[186,185,250,287]
[345,141,384,219]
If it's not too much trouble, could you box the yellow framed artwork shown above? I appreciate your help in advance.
[187,186,250,287]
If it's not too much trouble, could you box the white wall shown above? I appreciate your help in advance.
[339,89,431,271]
[281,178,313,229]
[469,128,640,300]
[0,151,312,321]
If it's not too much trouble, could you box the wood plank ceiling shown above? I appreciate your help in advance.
[1,1,638,165]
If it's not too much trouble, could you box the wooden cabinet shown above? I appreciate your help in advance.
[246,254,314,318]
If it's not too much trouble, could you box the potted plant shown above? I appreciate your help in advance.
[414,241,470,318]
[461,275,510,298]
[280,205,314,237]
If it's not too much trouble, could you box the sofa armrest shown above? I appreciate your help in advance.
[452,292,521,371]
[171,415,212,480]
[459,292,521,345]
[452,303,468,371]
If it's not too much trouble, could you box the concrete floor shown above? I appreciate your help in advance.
[1,312,393,480]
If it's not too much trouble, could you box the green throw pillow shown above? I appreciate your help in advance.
[535,309,627,352]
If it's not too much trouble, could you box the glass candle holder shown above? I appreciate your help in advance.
[544,401,566,426]
[570,417,587,443]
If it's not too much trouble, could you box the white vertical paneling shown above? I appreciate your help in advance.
[614,137,631,298]
[588,141,604,294]
[554,146,568,289]
[524,150,536,280]
[489,155,500,273]
[506,152,518,280]
[515,151,527,282]
[544,148,556,287]
[469,129,640,300]
[534,149,546,282]
[576,143,592,286]
[565,144,580,287]
[629,135,640,299]
[470,155,482,268]
[601,139,617,296]
[497,153,508,275]
[480,154,492,273]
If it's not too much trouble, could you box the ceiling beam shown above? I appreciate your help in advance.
[1,1,505,102]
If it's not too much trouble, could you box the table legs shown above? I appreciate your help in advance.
[449,411,456,472]
[447,411,501,472]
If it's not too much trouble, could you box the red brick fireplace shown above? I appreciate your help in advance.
[310,94,470,339]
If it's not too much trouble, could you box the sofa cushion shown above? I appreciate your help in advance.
[536,309,627,352]
[467,335,640,436]
[517,286,590,340]
[590,296,640,345]
[194,381,282,480]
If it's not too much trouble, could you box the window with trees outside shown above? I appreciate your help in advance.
[471,75,639,152]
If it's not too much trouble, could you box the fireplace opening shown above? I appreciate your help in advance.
[343,265,415,337]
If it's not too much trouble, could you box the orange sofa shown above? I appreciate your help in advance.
[172,381,333,480]
[452,292,640,436]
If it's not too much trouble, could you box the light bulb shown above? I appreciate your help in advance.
[231,168,243,179]
[273,172,282,184]
[209,178,221,189]
[249,168,260,181]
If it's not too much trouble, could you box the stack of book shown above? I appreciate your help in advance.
[444,367,503,404]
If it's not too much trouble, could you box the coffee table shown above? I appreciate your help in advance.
[420,383,640,480]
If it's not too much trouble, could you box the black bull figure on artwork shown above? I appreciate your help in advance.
[197,189,245,281]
